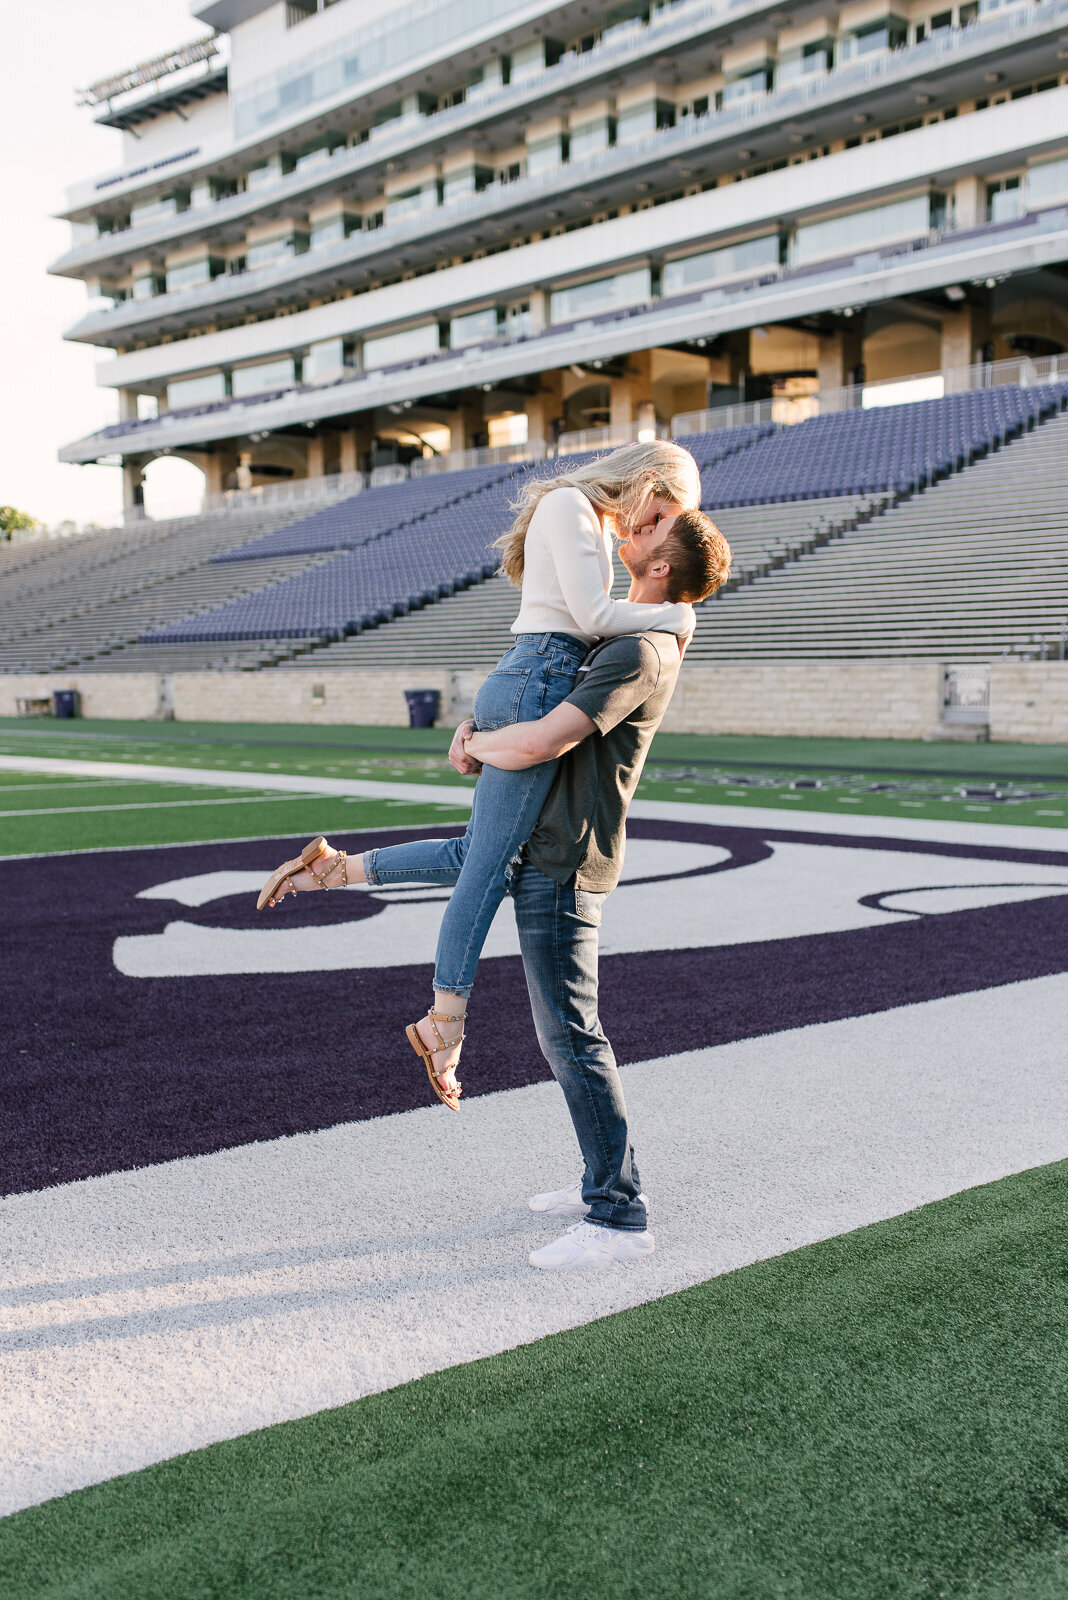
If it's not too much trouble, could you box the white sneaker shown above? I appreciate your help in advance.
[529,1220,656,1271]
[528,1178,587,1216]
[528,1179,649,1218]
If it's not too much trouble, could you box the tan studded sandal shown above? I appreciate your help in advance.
[256,835,349,910]
[406,1010,464,1112]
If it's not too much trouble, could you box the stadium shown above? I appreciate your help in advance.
[1,0,1068,1592]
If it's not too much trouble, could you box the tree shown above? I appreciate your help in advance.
[0,506,38,541]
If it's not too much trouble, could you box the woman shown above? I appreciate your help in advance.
[258,439,702,1109]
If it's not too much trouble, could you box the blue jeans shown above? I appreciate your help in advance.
[511,858,646,1231]
[364,632,587,996]
[363,842,646,1231]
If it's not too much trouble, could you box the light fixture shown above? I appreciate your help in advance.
[737,148,754,159]
[983,71,1001,83]
[944,284,966,302]
[985,277,998,289]
[915,92,932,104]
[852,112,869,125]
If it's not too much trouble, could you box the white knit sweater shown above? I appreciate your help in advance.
[509,486,694,646]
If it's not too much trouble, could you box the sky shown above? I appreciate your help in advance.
[0,0,209,527]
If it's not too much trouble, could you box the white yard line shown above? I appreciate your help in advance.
[2,755,1067,850]
[0,794,328,819]
[0,755,475,810]
[2,973,1066,1515]
[630,796,1068,853]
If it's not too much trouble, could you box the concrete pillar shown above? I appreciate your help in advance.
[941,303,991,372]
[119,389,139,421]
[524,371,563,447]
[953,175,983,232]
[122,459,145,518]
[528,290,549,337]
[610,377,635,429]
[203,452,234,496]
[338,429,358,475]
[817,327,864,392]
[306,434,325,479]
[236,452,253,492]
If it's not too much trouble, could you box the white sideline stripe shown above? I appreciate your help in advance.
[0,793,380,819]
[2,972,1066,1516]
[0,755,1065,851]
[0,755,475,810]
[629,797,1068,853]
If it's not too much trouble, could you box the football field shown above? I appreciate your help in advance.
[2,718,1068,1599]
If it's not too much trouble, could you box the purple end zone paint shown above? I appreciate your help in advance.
[2,821,1067,1197]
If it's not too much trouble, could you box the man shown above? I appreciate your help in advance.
[453,506,731,1271]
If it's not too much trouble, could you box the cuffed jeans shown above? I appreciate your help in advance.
[362,843,646,1232]
[364,631,586,996]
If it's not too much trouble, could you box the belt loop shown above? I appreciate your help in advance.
[538,632,550,655]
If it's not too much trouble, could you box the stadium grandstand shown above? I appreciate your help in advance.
[4,0,1068,734]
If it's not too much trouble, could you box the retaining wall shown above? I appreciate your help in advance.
[1,661,1066,742]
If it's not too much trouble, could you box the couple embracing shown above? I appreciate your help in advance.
[259,440,731,1271]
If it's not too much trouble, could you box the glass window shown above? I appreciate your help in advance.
[235,0,527,137]
[840,15,908,58]
[527,137,564,175]
[165,257,217,293]
[569,118,614,159]
[778,39,833,84]
[549,267,651,323]
[450,307,500,347]
[663,234,779,296]
[385,185,437,222]
[794,194,930,264]
[230,358,297,398]
[363,322,441,368]
[130,194,183,230]
[246,232,308,270]
[722,65,772,104]
[1025,156,1068,208]
[166,372,227,410]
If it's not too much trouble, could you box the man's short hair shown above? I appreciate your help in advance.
[658,508,732,604]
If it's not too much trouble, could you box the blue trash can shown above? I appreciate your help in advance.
[53,689,79,719]
[404,689,440,729]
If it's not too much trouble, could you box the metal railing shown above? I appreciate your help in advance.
[672,353,1068,437]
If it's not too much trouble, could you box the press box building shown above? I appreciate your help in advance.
[52,0,1068,513]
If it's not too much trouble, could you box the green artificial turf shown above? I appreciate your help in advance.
[1,720,1067,832]
[4,1161,1068,1600]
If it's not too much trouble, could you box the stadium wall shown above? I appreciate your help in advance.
[3,664,1068,741]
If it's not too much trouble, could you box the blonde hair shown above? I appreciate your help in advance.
[496,439,702,588]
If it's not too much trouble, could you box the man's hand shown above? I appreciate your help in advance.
[465,701,596,771]
[449,719,482,776]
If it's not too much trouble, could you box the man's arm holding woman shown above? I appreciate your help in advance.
[449,701,596,775]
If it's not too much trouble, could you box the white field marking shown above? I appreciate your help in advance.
[0,755,475,811]
[628,797,1068,854]
[113,835,1068,978]
[0,781,122,794]
[0,822,467,865]
[3,757,1068,852]
[0,794,327,819]
[1,972,1066,1516]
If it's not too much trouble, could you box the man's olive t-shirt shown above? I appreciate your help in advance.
[525,631,680,893]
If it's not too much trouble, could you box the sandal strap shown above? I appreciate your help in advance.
[426,1007,465,1056]
[310,850,347,890]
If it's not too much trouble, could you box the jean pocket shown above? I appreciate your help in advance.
[474,666,531,731]
[573,889,606,927]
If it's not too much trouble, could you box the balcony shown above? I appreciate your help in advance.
[54,0,1059,283]
[61,1,1068,353]
[58,203,1068,464]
